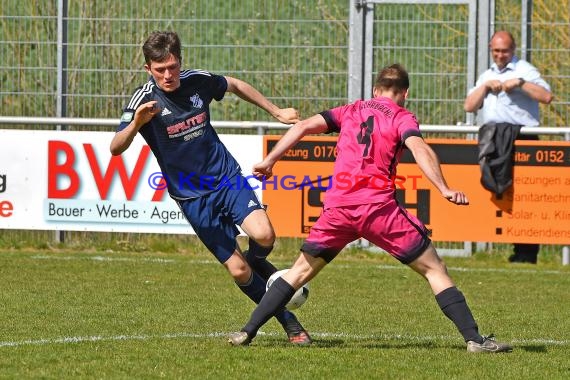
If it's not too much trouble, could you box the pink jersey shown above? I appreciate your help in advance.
[321,96,422,208]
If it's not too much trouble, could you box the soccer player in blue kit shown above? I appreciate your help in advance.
[110,31,311,345]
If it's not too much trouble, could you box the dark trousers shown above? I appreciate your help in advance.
[510,134,540,263]
[511,243,540,263]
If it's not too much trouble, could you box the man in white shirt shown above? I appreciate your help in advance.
[464,30,553,263]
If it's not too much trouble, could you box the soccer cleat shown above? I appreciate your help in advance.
[228,331,252,346]
[287,330,312,346]
[284,316,313,346]
[466,334,513,353]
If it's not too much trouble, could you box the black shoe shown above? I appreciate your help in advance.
[283,315,312,346]
[287,329,312,345]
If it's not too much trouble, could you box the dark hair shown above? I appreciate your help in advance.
[142,31,182,65]
[374,63,409,92]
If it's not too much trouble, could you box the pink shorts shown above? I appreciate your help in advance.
[301,199,430,264]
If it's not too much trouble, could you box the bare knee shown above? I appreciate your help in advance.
[409,245,450,276]
[248,226,275,247]
[409,245,454,293]
[241,209,276,247]
[429,258,449,275]
[224,253,253,284]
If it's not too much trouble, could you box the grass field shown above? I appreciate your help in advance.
[0,244,569,379]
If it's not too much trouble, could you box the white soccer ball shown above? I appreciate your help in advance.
[266,269,309,310]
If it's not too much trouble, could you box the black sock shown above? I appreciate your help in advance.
[237,271,266,304]
[242,277,295,337]
[237,271,294,328]
[435,286,483,343]
[246,238,278,280]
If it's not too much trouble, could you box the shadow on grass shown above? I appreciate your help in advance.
[256,338,467,350]
[255,339,551,354]
[516,345,548,353]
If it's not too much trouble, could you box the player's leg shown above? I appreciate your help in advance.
[229,206,356,346]
[222,248,266,301]
[228,176,279,280]
[229,251,328,346]
[363,200,477,338]
[240,208,279,280]
[221,247,313,346]
[223,244,310,345]
[363,200,511,352]
[406,244,512,352]
[366,200,482,343]
[226,179,311,344]
[176,197,269,304]
[406,244,455,293]
[178,205,294,337]
[407,244,481,340]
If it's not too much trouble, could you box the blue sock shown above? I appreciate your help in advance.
[246,238,278,280]
[237,271,266,303]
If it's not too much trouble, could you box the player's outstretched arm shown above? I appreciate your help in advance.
[405,136,469,205]
[252,114,328,180]
[225,76,300,124]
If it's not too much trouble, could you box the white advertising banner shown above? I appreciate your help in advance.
[0,130,262,233]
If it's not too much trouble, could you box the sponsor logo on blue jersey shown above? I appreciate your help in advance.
[190,94,203,109]
[166,112,207,139]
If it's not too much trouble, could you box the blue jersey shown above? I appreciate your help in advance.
[118,70,241,199]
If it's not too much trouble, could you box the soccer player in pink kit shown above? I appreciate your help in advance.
[229,64,512,352]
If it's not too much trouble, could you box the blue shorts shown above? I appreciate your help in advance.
[176,174,264,263]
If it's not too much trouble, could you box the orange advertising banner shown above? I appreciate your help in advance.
[262,136,570,244]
